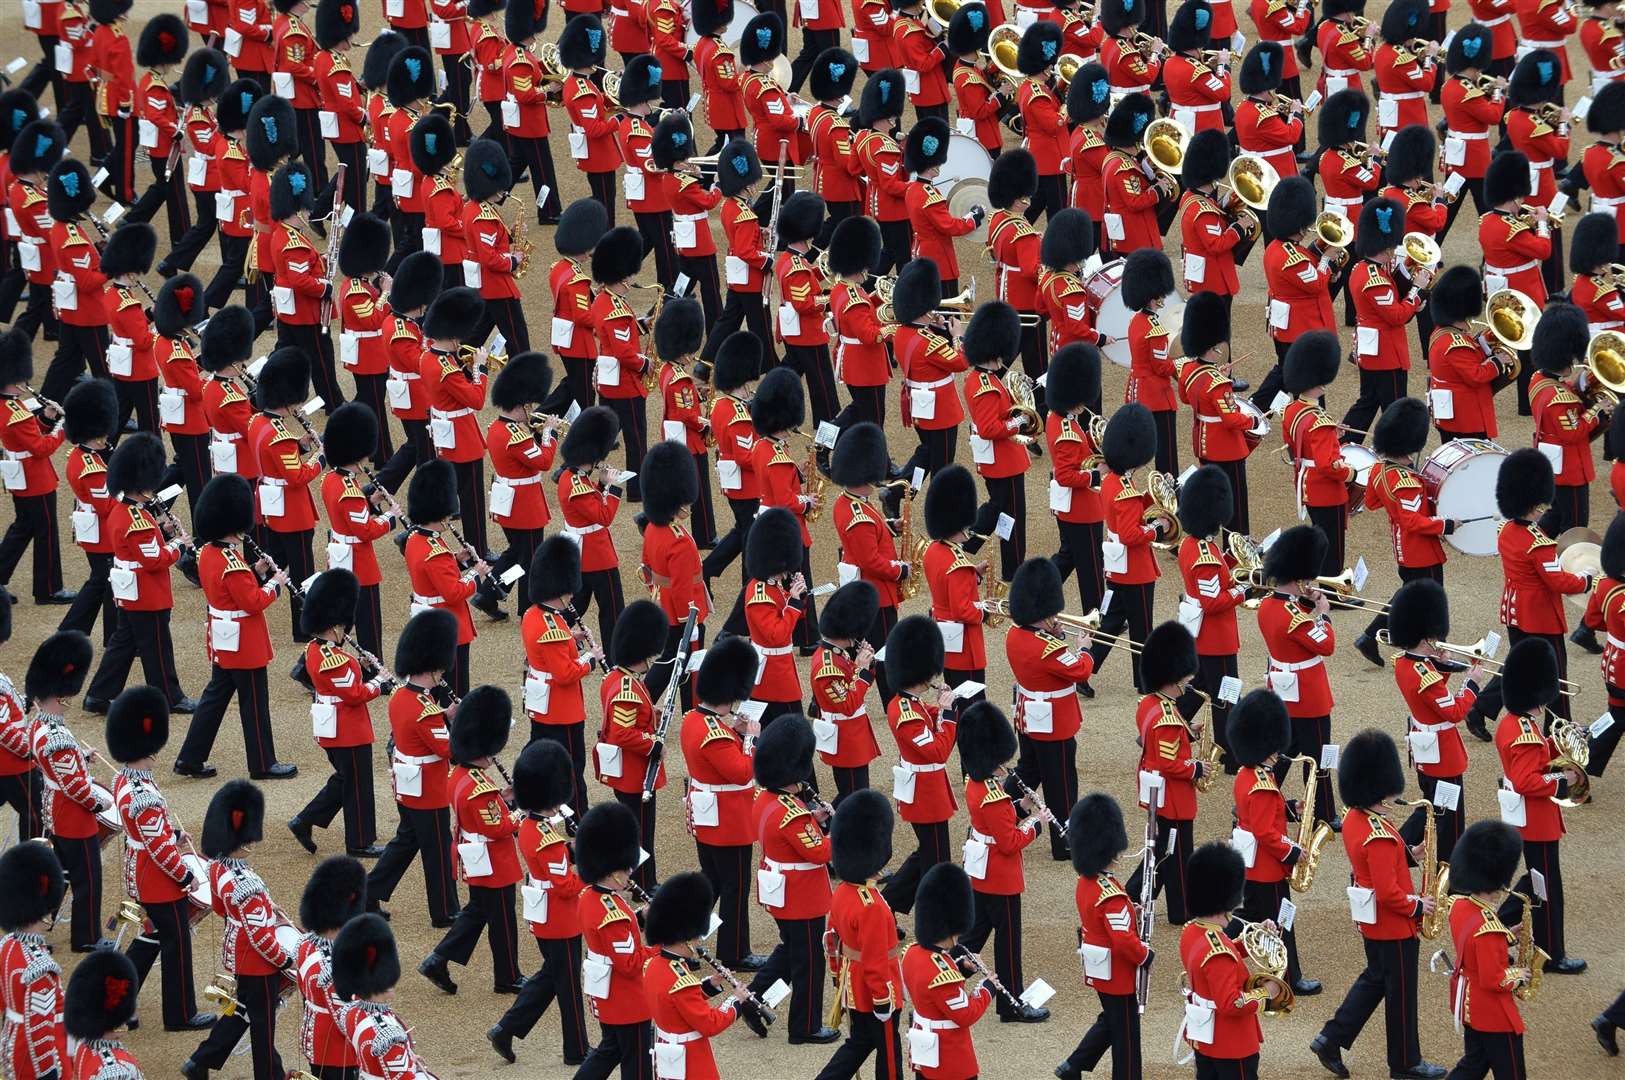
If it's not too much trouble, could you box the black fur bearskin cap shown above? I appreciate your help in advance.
[574,800,642,882]
[65,948,139,1038]
[105,685,170,763]
[192,474,254,542]
[955,701,1015,781]
[0,842,66,931]
[695,635,757,708]
[819,580,879,641]
[299,568,360,637]
[1448,820,1524,894]
[831,788,893,881]
[529,534,582,604]
[1068,793,1128,876]
[299,855,367,934]
[448,685,512,766]
[63,378,117,446]
[321,401,379,468]
[1370,396,1430,459]
[1225,689,1290,767]
[332,913,400,1000]
[512,737,575,813]
[1186,841,1246,917]
[752,712,816,790]
[643,871,716,946]
[393,608,459,678]
[914,862,975,945]
[200,778,265,857]
[1385,577,1449,649]
[611,599,669,668]
[1336,728,1406,808]
[884,614,945,692]
[639,439,699,527]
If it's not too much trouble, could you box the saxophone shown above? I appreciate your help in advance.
[802,442,829,523]
[1398,797,1449,939]
[895,504,921,601]
[1511,892,1549,1002]
[506,192,534,279]
[1286,755,1334,893]
[1190,689,1222,792]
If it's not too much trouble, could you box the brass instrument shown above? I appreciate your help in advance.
[1197,47,1232,68]
[1141,470,1182,543]
[1397,797,1449,939]
[896,501,921,601]
[1128,32,1164,60]
[1402,230,1442,272]
[1586,329,1625,413]
[982,572,1010,628]
[1006,370,1043,444]
[1401,36,1437,56]
[1466,73,1506,94]
[986,23,1023,82]
[1478,288,1539,351]
[983,600,1143,652]
[1189,689,1222,792]
[628,281,667,327]
[1285,754,1334,893]
[1269,91,1311,113]
[536,42,573,81]
[1514,201,1566,227]
[1235,920,1295,1016]
[1548,717,1592,805]
[603,68,622,100]
[503,191,534,279]
[1528,101,1567,126]
[1055,52,1085,89]
[1311,210,1353,268]
[927,283,979,319]
[1142,116,1191,179]
[1222,153,1279,210]
[1511,891,1549,1001]
[1081,412,1107,470]
[926,0,961,31]
[1305,568,1391,614]
[800,441,829,524]
[687,153,805,180]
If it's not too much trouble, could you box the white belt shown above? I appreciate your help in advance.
[412,592,443,606]
[315,693,342,705]
[4,1010,23,1023]
[610,5,628,11]
[112,558,141,572]
[1268,654,1323,672]
[1446,129,1490,140]
[1324,67,1361,77]
[1173,101,1222,112]
[214,431,242,441]
[208,606,248,619]
[898,761,946,774]
[912,1016,961,1031]
[1608,633,1625,650]
[903,375,954,391]
[839,335,865,345]
[1385,90,1426,101]
[1325,194,1363,207]
[1524,38,1563,47]
[1530,159,1554,170]
[1197,413,1224,424]
[392,749,440,766]
[430,407,473,419]
[348,328,382,339]
[1594,194,1625,208]
[2,449,32,460]
[498,472,545,485]
[1486,259,1539,275]
[564,522,604,535]
[757,644,794,656]
[1108,82,1145,94]
[656,1028,701,1044]
[823,706,865,721]
[969,828,995,846]
[1016,682,1077,701]
[393,370,420,380]
[1594,319,1625,331]
[329,531,361,544]
[587,949,611,966]
[688,778,753,793]
[1480,13,1509,23]
[260,477,286,487]
[764,857,821,871]
[673,211,706,223]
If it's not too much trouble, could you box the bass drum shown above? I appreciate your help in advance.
[1084,260,1131,366]
[683,0,758,45]
[932,133,994,196]
[1420,438,1508,555]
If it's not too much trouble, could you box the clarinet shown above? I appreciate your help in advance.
[341,633,400,687]
[949,945,1026,1014]
[695,943,778,1020]
[242,535,307,599]
[1000,769,1066,836]
[142,494,196,555]
[797,782,835,821]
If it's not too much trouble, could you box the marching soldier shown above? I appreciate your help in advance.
[1283,331,1355,573]
[827,218,893,435]
[1427,266,1510,443]
[681,636,763,970]
[893,259,967,481]
[293,855,368,1075]
[1179,293,1253,533]
[165,52,226,285]
[87,0,136,202]
[1494,637,1586,973]
[100,223,162,434]
[903,864,997,1077]
[412,112,470,289]
[522,535,602,816]
[34,167,108,459]
[58,379,119,644]
[1579,514,1625,774]
[1165,1,1232,133]
[485,352,558,616]
[1040,209,1109,363]
[245,97,301,334]
[365,608,461,928]
[423,286,497,576]
[1439,25,1504,236]
[26,631,105,953]
[1530,303,1608,535]
[0,590,41,841]
[616,55,678,290]
[749,370,819,649]
[573,800,659,1078]
[333,916,439,1079]
[178,475,295,779]
[404,458,490,696]
[702,333,764,587]
[1179,130,1247,311]
[1045,344,1107,615]
[1311,91,1379,327]
[694,0,745,149]
[1099,0,1160,96]
[1090,404,1165,690]
[591,226,653,502]
[776,192,839,426]
[656,118,725,328]
[1006,557,1094,862]
[1386,579,1485,860]
[1258,523,1341,827]
[108,687,213,1031]
[313,0,368,210]
[704,144,779,369]
[152,274,213,517]
[487,739,592,1066]
[817,789,904,1080]
[550,198,610,412]
[747,713,838,1042]
[0,842,66,1080]
[807,48,862,237]
[1312,730,1445,1080]
[1122,250,1181,475]
[65,950,144,1080]
[810,583,881,799]
[963,304,1032,579]
[290,568,389,859]
[1055,794,1148,1080]
[653,301,717,547]
[1504,55,1570,296]
[880,616,958,916]
[420,686,525,995]
[247,347,322,640]
[336,216,398,469]
[1569,212,1625,335]
[558,406,629,647]
[1228,689,1316,998]
[639,440,710,683]
[1341,196,1433,439]
[1101,94,1170,254]
[1373,0,1438,139]
[743,508,810,723]
[203,82,263,315]
[141,20,197,231]
[1179,842,1280,1075]
[3,123,66,360]
[1235,42,1304,181]
[271,0,324,187]
[1122,622,1207,928]
[500,2,563,223]
[1445,822,1532,1077]
[1065,66,1111,235]
[922,465,997,691]
[830,424,905,691]
[1176,466,1246,762]
[956,702,1049,1023]
[599,600,669,890]
[853,70,913,274]
[903,118,983,297]
[1259,179,1338,402]
[382,48,437,259]
[985,152,1046,384]
[267,160,341,411]
[81,432,190,713]
[462,139,533,352]
[558,16,620,218]
[320,402,396,661]
[1313,0,1375,95]
[183,781,291,1080]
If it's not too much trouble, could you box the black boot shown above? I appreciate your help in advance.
[1571,623,1604,654]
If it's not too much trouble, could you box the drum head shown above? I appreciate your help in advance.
[1432,444,1507,555]
[933,133,995,195]
[1084,260,1132,367]
[771,54,793,90]
[183,853,211,906]
[686,0,757,45]
[949,180,990,243]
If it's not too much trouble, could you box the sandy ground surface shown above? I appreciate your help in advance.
[2,4,1623,1077]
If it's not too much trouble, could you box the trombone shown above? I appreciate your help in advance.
[1372,631,1581,695]
[686,152,804,180]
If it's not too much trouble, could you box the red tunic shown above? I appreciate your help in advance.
[404,529,476,645]
[1177,535,1245,654]
[721,197,771,293]
[108,500,181,613]
[893,15,949,106]
[1316,18,1373,98]
[895,326,967,431]
[211,858,291,976]
[270,222,326,325]
[905,180,975,280]
[753,789,832,920]
[338,1000,432,1080]
[1125,310,1177,410]
[67,445,112,555]
[853,129,909,221]
[1179,922,1264,1059]
[1499,519,1585,634]
[597,667,662,796]
[775,249,828,346]
[486,417,555,530]
[1479,209,1552,308]
[423,349,487,463]
[988,210,1040,311]
[1572,272,1625,331]
[1496,711,1568,842]
[1136,693,1199,821]
[1341,807,1422,940]
[617,113,670,215]
[1178,191,1242,295]
[1233,767,1296,884]
[1506,107,1568,205]
[70,1039,141,1080]
[1428,328,1502,438]
[742,72,808,166]
[1440,77,1504,180]
[1249,0,1311,78]
[1363,461,1446,568]
[1448,897,1524,1034]
[695,37,744,131]
[522,605,594,727]
[0,932,62,1080]
[578,886,657,1024]
[462,201,521,301]
[114,769,192,904]
[831,282,890,386]
[502,42,552,138]
[886,692,957,824]
[834,492,904,607]
[1394,654,1474,778]
[1373,42,1435,137]
[32,714,102,840]
[1233,97,1301,180]
[1068,125,1109,219]
[1318,145,1380,226]
[1530,371,1600,486]
[106,285,157,383]
[1179,360,1252,464]
[248,413,320,533]
[744,580,803,703]
[679,708,755,847]
[669,174,721,259]
[1099,35,1159,92]
[1284,399,1352,507]
[315,51,366,144]
[1257,593,1335,717]
[51,221,108,327]
[1513,0,1576,79]
[710,395,759,501]
[306,640,382,749]
[1164,55,1231,132]
[828,880,903,1013]
[809,104,864,203]
[810,645,878,768]
[1018,78,1067,175]
[387,318,429,421]
[159,336,210,435]
[1583,578,1625,689]
[925,539,986,672]
[1101,148,1162,253]
[644,953,737,1080]
[964,370,1031,479]
[321,469,389,586]
[199,542,278,669]
[452,764,522,887]
[559,469,621,572]
[951,61,1003,153]
[549,256,597,355]
[901,945,990,1080]
[752,437,812,545]
[296,935,353,1067]
[1006,626,1093,741]
[520,812,583,938]
[388,685,452,809]
[1076,872,1147,996]
[563,75,620,173]
[1100,472,1159,585]
[590,289,648,400]
[964,777,1034,895]
[1046,413,1104,523]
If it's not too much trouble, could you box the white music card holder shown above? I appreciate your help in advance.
[210,616,240,653]
[521,881,549,922]
[1497,785,1526,827]
[1080,942,1112,981]
[1231,827,1257,867]
[488,478,515,518]
[688,788,719,828]
[392,761,423,797]
[72,506,100,544]
[1407,729,1441,764]
[962,835,989,879]
[108,563,137,600]
[502,96,521,129]
[326,539,353,571]
[891,765,917,804]
[1049,478,1073,513]
[524,670,552,713]
[582,954,612,998]
[311,702,338,739]
[1347,885,1377,924]
[595,741,623,778]
[595,354,621,387]
[757,866,786,908]
[812,718,839,754]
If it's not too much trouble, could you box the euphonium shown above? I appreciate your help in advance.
[1287,755,1334,893]
[1398,798,1449,939]
[1512,892,1549,1002]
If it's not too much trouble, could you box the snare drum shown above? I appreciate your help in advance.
[932,133,994,197]
[682,0,757,44]
[1083,259,1134,367]
[1237,397,1270,449]
[1420,438,1507,555]
[183,853,213,922]
[1338,444,1380,509]
[90,781,122,849]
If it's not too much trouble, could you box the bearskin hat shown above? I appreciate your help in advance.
[1167,0,1213,52]
[362,33,406,91]
[1446,22,1493,74]
[1121,249,1176,312]
[752,712,815,790]
[529,534,582,605]
[1008,556,1066,626]
[695,635,757,708]
[154,272,206,338]
[137,13,188,67]
[649,114,695,172]
[745,506,803,580]
[644,871,715,947]
[654,297,705,362]
[749,366,806,435]
[716,138,763,197]
[830,422,888,488]
[574,800,642,882]
[463,137,513,202]
[905,117,951,174]
[1337,728,1405,808]
[245,96,298,171]
[386,46,436,106]
[859,70,907,128]
[1502,636,1560,714]
[422,286,485,342]
[1099,0,1143,34]
[739,12,785,64]
[1226,688,1291,767]
[1319,87,1368,148]
[407,457,459,523]
[1017,20,1064,75]
[611,599,668,668]
[0,92,38,160]
[1262,523,1327,584]
[1266,175,1318,237]
[333,914,400,1000]
[408,111,456,177]
[394,608,458,677]
[559,405,620,469]
[314,0,363,48]
[1429,264,1484,324]
[63,378,117,446]
[557,197,609,256]
[892,257,942,323]
[885,614,944,692]
[47,159,94,220]
[1385,578,1449,650]
[253,346,310,410]
[915,863,975,945]
[388,251,442,313]
[300,568,360,637]
[1066,63,1113,123]
[1507,48,1563,107]
[1177,463,1232,539]
[268,159,315,223]
[1591,80,1625,138]
[1371,396,1430,458]
[962,302,1022,368]
[827,215,883,277]
[1180,290,1230,359]
[98,221,157,278]
[1181,127,1230,189]
[691,0,734,38]
[988,148,1038,209]
[1355,196,1405,257]
[65,949,139,1038]
[1068,793,1128,876]
[181,48,231,105]
[779,190,826,245]
[1040,207,1096,269]
[831,788,893,881]
[1104,92,1156,148]
[1449,820,1524,894]
[946,3,992,54]
[299,855,367,933]
[0,330,32,390]
[0,842,66,931]
[192,474,254,542]
[1603,511,1625,581]
[1533,302,1589,374]
[1187,841,1245,916]
[512,737,575,813]
[11,121,65,176]
[924,464,977,540]
[449,685,512,765]
[1102,403,1157,473]
[592,225,645,285]
[619,55,664,108]
[640,440,699,527]
[558,13,608,68]
[88,0,131,24]
[1238,41,1284,94]
[106,431,166,498]
[1140,621,1198,690]
[321,402,379,468]
[201,779,264,857]
[956,701,1015,781]
[713,332,762,390]
[1282,329,1342,394]
[819,580,879,642]
[1572,211,1620,275]
[490,351,552,411]
[810,46,860,99]
[502,0,538,41]
[1379,0,1427,42]
[1045,343,1102,415]
[1484,150,1533,206]
[105,685,170,763]
[1384,124,1435,185]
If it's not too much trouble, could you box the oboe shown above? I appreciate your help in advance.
[949,945,1026,1013]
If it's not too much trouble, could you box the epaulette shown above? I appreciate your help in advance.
[612,677,645,705]
[599,893,631,927]
[221,547,254,576]
[116,288,142,311]
[1113,482,1142,501]
[467,767,501,797]
[1249,767,1279,794]
[1144,314,1170,339]
[1472,906,1514,938]
[1055,416,1083,443]
[1286,607,1318,634]
[895,698,927,727]
[856,883,876,905]
[731,197,758,222]
[927,951,965,989]
[76,452,106,477]
[1200,928,1233,965]
[1362,812,1400,845]
[424,535,452,559]
[981,782,1010,806]
[747,581,774,605]
[1192,539,1222,566]
[438,354,461,377]
[1362,271,1393,291]
[533,818,567,848]
[1526,530,1556,551]
[778,793,812,827]
[844,493,875,523]
[1094,874,1126,904]
[1411,659,1441,690]
[667,957,705,992]
[948,546,977,573]
[1039,633,1070,658]
[570,475,597,498]
[318,644,350,672]
[390,319,418,343]
[699,714,733,746]
[1511,717,1546,746]
[972,371,1000,397]
[127,785,164,814]
[415,692,444,719]
[1152,700,1184,728]
[1280,243,1309,268]
[506,420,531,447]
[1078,127,1104,149]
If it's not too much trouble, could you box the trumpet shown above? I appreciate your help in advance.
[1400,36,1438,56]
[1128,31,1165,60]
[1465,73,1507,94]
[985,601,1142,652]
[1514,202,1566,228]
[685,153,805,179]
[1527,101,1567,126]
[1268,91,1312,113]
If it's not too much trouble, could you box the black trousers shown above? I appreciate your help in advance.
[167,191,219,274]
[296,744,377,851]
[701,290,776,370]
[368,803,460,926]
[113,376,160,434]
[1196,653,1239,771]
[127,155,191,245]
[86,606,185,705]
[572,568,627,663]
[695,841,754,965]
[180,664,277,774]
[60,82,109,161]
[1363,562,1444,639]
[450,641,472,699]
[0,491,64,601]
[1089,580,1154,691]
[204,233,254,313]
[127,896,200,1028]
[684,451,717,547]
[573,1018,652,1080]
[1497,838,1568,960]
[613,789,658,892]
[436,881,521,986]
[982,473,1027,582]
[634,209,677,290]
[191,970,284,1080]
[1341,367,1407,443]
[789,27,842,91]
[903,425,957,484]
[603,397,647,503]
[785,342,840,428]
[1148,406,1178,476]
[1274,715,1338,825]
[268,527,316,641]
[1594,688,1625,777]
[0,771,42,840]
[1064,990,1141,1080]
[348,373,395,465]
[376,417,432,495]
[813,1007,902,1080]
[1015,733,1076,861]
[1242,878,1303,985]
[748,915,824,1039]
[491,524,545,618]
[961,891,1024,1017]
[333,140,368,213]
[171,431,211,511]
[439,53,473,144]
[877,218,913,277]
[1307,503,1348,577]
[496,935,590,1060]
[1053,519,1105,616]
[277,319,342,416]
[530,721,589,819]
[1447,1026,1525,1080]
[1203,456,1249,535]
[446,457,489,556]
[51,833,102,951]
[676,253,722,330]
[509,135,563,219]
[485,295,532,356]
[1026,173,1066,227]
[1194,1053,1259,1079]
[354,583,383,669]
[1538,482,1590,536]
[59,549,115,645]
[702,496,757,585]
[1319,935,1423,1072]
[18,34,64,105]
[1399,770,1465,864]
[881,820,949,915]
[585,169,617,226]
[1124,815,1192,925]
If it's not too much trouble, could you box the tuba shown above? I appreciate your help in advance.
[1286,755,1334,893]
[1398,798,1449,939]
